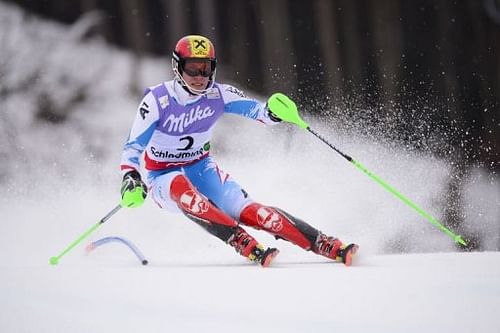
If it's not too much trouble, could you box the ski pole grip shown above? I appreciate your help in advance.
[267,93,309,129]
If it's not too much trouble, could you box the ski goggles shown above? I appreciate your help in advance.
[182,59,215,77]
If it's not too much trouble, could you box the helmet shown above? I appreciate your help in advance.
[172,35,217,95]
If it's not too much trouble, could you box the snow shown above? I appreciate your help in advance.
[1,3,499,332]
[2,248,500,332]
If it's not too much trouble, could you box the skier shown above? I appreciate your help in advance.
[120,35,358,267]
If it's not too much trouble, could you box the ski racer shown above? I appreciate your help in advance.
[120,34,358,267]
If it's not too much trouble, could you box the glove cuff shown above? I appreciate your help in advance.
[268,110,282,123]
[123,170,142,181]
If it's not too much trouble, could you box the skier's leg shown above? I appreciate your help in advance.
[150,169,277,266]
[184,157,252,220]
[169,174,278,266]
[182,157,357,264]
[239,203,358,265]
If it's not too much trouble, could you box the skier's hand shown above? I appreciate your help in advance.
[120,170,147,208]
[265,96,282,122]
[267,108,282,123]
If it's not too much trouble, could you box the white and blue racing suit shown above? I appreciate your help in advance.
[120,80,278,219]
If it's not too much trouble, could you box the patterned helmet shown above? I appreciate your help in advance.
[172,35,217,95]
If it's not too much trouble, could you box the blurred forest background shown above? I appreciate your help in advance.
[2,0,500,250]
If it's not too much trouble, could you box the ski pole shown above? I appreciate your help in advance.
[49,204,123,265]
[268,93,467,246]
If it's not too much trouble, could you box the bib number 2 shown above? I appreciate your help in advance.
[178,136,194,151]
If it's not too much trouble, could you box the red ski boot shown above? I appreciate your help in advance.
[336,243,359,266]
[314,234,358,266]
[229,227,279,267]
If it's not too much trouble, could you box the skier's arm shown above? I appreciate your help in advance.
[120,92,159,174]
[220,84,281,125]
[119,92,159,208]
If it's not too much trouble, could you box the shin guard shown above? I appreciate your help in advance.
[170,174,237,242]
[239,203,320,251]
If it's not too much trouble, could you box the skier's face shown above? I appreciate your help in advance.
[182,59,211,91]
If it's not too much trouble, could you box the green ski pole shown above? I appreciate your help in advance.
[49,204,123,265]
[268,92,467,247]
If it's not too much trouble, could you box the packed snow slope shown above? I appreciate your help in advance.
[1,2,499,332]
[2,247,500,333]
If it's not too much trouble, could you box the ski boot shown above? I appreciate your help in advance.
[229,227,279,267]
[336,243,359,266]
[248,244,280,267]
[314,234,358,266]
